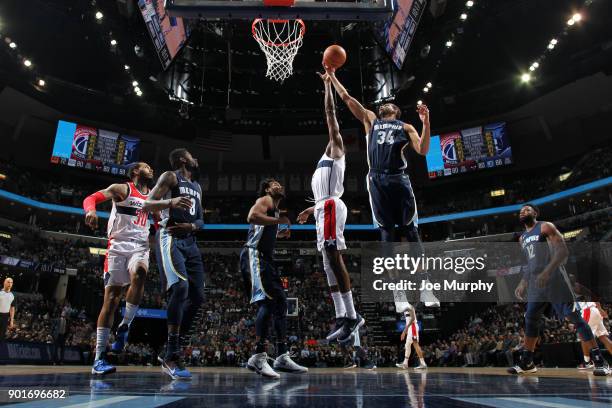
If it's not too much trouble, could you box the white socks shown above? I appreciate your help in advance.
[331,292,346,318]
[95,327,110,360]
[341,291,357,319]
[120,302,139,327]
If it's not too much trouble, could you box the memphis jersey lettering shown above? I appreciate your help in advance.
[520,222,549,276]
[163,171,203,225]
[367,119,410,172]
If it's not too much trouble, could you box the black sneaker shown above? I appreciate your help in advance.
[590,348,611,376]
[343,360,357,369]
[326,317,346,342]
[507,361,537,375]
[338,314,365,344]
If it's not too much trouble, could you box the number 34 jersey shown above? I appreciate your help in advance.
[367,119,410,173]
[107,182,151,246]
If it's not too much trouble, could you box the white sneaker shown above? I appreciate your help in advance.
[247,352,280,379]
[396,362,409,369]
[393,290,412,313]
[593,365,611,376]
[420,282,440,307]
[415,363,428,370]
[273,353,308,373]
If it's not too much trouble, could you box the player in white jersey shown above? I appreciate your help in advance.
[83,162,155,375]
[297,73,364,345]
[396,303,427,370]
[577,301,612,370]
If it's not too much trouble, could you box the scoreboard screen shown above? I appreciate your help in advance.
[425,122,512,179]
[50,120,140,176]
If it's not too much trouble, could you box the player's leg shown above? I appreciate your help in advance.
[112,249,149,352]
[558,303,609,376]
[155,228,191,380]
[179,239,206,339]
[413,340,427,369]
[508,302,545,374]
[92,250,129,375]
[589,308,612,357]
[578,308,595,369]
[243,249,280,379]
[397,338,412,369]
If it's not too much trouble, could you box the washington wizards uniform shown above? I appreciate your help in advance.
[155,170,205,293]
[366,119,419,241]
[240,208,285,304]
[520,222,580,332]
[104,182,151,287]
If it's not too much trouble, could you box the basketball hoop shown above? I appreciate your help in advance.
[252,18,305,82]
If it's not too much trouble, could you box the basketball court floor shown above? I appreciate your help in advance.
[1,366,611,407]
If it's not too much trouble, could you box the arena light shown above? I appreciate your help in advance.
[521,73,531,83]
[37,79,45,87]
[124,64,130,71]
[529,62,539,71]
[95,11,103,20]
[567,18,575,26]
[134,86,141,93]
[426,82,433,88]
[423,87,429,93]
[110,39,117,46]
[559,171,572,181]
[417,100,423,106]
[132,80,139,87]
[23,59,32,67]
[9,42,16,49]
[445,40,453,48]
[490,189,505,197]
[460,13,468,20]
[572,12,582,22]
[466,1,474,8]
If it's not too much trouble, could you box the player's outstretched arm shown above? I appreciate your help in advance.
[247,196,287,226]
[320,74,344,159]
[404,104,431,156]
[142,171,190,212]
[297,206,315,224]
[326,70,376,131]
[535,222,569,288]
[82,183,128,229]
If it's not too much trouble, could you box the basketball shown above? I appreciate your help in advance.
[323,45,347,70]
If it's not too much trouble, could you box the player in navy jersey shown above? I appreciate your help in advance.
[241,179,307,378]
[326,68,439,309]
[143,148,205,380]
[509,204,609,376]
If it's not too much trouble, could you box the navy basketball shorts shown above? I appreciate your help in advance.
[367,171,418,229]
[155,228,205,292]
[240,247,285,304]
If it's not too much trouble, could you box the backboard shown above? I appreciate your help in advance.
[165,0,394,21]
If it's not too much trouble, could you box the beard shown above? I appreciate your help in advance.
[519,214,535,225]
[185,163,200,181]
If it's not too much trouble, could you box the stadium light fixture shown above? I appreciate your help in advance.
[423,87,429,93]
[23,59,32,67]
[460,13,468,20]
[521,73,531,83]
[445,40,453,48]
[124,65,130,71]
[132,81,139,87]
[426,82,433,88]
[9,42,16,49]
[38,79,45,87]
[95,11,103,20]
[466,1,474,8]
[110,39,117,46]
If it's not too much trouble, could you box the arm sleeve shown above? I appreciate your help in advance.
[83,191,106,212]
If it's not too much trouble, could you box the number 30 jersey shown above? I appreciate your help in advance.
[107,182,150,245]
[367,119,410,173]
[161,170,203,228]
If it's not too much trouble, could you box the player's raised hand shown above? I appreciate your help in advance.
[170,196,192,210]
[317,72,331,84]
[514,280,527,301]
[297,207,314,224]
[85,210,98,229]
[167,222,195,236]
[322,62,336,75]
[417,104,430,124]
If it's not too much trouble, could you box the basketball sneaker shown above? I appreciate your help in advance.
[577,361,594,370]
[343,361,357,369]
[337,314,365,344]
[419,281,440,307]
[158,353,192,381]
[396,362,409,370]
[591,348,611,376]
[361,361,377,370]
[247,352,280,379]
[415,362,428,370]
[91,358,116,375]
[507,361,537,375]
[593,365,611,376]
[326,317,346,342]
[111,323,129,352]
[273,352,308,373]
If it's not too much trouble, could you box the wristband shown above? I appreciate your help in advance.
[83,191,105,213]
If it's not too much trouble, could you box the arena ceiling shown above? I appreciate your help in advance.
[0,0,610,138]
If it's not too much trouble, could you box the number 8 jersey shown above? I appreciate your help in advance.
[367,119,410,173]
[107,182,151,245]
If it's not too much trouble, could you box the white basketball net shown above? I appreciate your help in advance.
[252,19,305,82]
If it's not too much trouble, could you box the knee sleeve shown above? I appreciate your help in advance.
[322,250,337,287]
[524,315,542,338]
[256,301,273,339]
[567,311,594,342]
[166,280,189,326]
[380,227,395,242]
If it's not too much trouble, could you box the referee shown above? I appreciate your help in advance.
[0,277,15,343]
